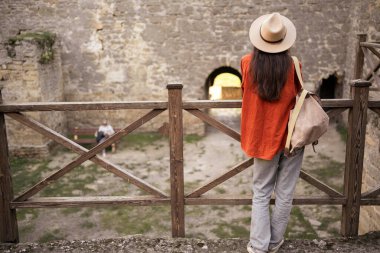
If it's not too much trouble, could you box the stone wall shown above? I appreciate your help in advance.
[0,0,354,134]
[341,0,380,235]
[0,39,66,157]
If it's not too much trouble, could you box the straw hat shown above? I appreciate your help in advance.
[249,12,296,53]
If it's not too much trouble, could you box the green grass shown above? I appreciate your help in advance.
[118,132,164,149]
[336,124,348,143]
[211,221,249,238]
[38,229,65,243]
[309,154,344,192]
[101,206,170,235]
[81,220,96,229]
[184,134,203,143]
[10,157,50,195]
[285,207,318,239]
[40,164,105,197]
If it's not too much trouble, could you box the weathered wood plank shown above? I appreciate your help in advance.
[182,99,353,109]
[7,113,168,199]
[185,195,346,205]
[0,101,167,112]
[341,80,371,237]
[368,100,380,108]
[186,158,254,198]
[362,186,380,198]
[13,109,165,202]
[368,46,380,60]
[326,108,348,119]
[363,47,380,85]
[183,100,242,109]
[167,84,185,237]
[300,170,343,197]
[365,61,380,81]
[11,196,170,208]
[360,42,380,49]
[0,90,19,243]
[360,197,380,205]
[186,109,241,142]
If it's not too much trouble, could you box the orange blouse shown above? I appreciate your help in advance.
[240,53,302,160]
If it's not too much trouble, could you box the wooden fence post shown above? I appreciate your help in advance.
[167,84,185,237]
[0,86,19,243]
[350,34,367,96]
[341,79,371,237]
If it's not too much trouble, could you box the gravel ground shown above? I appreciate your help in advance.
[1,232,380,253]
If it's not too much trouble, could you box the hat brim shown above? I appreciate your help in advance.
[249,14,296,53]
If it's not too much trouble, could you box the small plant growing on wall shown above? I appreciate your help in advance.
[6,31,56,64]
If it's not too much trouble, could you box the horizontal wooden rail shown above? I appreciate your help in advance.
[11,196,171,208]
[1,99,380,112]
[11,195,380,208]
[185,195,347,205]
[0,101,168,112]
[360,42,380,49]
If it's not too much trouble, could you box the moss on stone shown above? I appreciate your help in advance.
[7,32,56,64]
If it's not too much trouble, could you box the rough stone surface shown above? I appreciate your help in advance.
[0,0,360,134]
[1,232,380,253]
[0,40,66,157]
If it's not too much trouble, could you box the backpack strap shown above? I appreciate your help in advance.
[285,57,308,154]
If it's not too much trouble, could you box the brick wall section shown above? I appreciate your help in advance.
[0,0,353,133]
[0,40,66,157]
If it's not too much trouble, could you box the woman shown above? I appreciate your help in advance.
[241,13,304,253]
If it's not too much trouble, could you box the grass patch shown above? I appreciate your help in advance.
[309,154,344,192]
[184,134,203,143]
[285,206,318,239]
[336,124,348,143]
[11,157,50,195]
[81,220,96,229]
[17,209,39,221]
[38,229,65,243]
[117,132,163,149]
[41,164,105,197]
[211,221,249,238]
[101,206,170,235]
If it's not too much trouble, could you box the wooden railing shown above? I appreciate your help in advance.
[0,80,379,243]
[1,35,380,242]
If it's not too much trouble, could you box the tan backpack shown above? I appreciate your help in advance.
[284,56,329,156]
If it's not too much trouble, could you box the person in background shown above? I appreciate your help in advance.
[95,119,116,157]
[241,13,304,253]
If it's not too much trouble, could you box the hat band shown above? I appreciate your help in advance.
[259,25,287,44]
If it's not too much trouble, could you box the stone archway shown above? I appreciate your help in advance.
[204,66,242,132]
[204,66,242,100]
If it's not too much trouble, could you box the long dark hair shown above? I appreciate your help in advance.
[250,47,291,101]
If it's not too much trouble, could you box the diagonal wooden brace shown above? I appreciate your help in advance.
[361,185,380,198]
[9,109,167,201]
[300,170,343,197]
[186,158,253,198]
[186,109,241,142]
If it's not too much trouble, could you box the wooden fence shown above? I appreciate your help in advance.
[1,42,380,244]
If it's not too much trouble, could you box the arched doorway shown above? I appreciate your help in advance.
[204,66,242,132]
[204,66,242,100]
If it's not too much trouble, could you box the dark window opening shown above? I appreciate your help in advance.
[318,74,337,99]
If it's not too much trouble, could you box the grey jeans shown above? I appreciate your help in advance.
[249,148,304,252]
